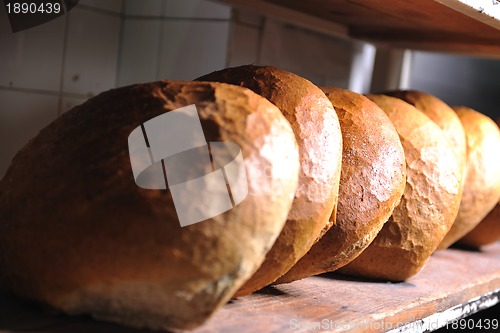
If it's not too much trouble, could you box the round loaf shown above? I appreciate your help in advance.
[459,202,500,247]
[196,65,342,295]
[0,81,300,330]
[340,94,462,281]
[383,91,467,250]
[440,107,500,248]
[275,88,406,284]
[459,118,500,247]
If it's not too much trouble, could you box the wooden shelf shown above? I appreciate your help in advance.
[0,243,499,333]
[218,0,500,57]
[194,243,500,333]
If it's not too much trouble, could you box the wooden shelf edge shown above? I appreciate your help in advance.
[192,243,500,333]
[435,0,500,30]
[387,288,500,333]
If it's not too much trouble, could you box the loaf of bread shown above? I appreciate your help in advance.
[197,65,342,296]
[440,107,500,248]
[383,91,467,250]
[459,202,500,247]
[0,81,300,330]
[340,94,462,281]
[275,88,406,284]
[459,117,500,247]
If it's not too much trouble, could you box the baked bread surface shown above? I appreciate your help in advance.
[0,81,300,330]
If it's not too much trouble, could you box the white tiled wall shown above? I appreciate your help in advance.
[226,10,261,67]
[118,4,369,89]
[123,0,162,16]
[0,14,65,92]
[117,0,231,86]
[0,90,59,176]
[163,0,230,18]
[0,0,235,178]
[157,20,230,80]
[78,0,123,13]
[118,19,162,84]
[226,9,373,90]
[62,7,121,97]
[0,0,123,177]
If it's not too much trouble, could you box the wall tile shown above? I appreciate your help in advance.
[0,3,10,34]
[62,7,121,97]
[78,0,123,13]
[124,0,162,16]
[162,0,231,19]
[157,20,230,81]
[0,90,58,178]
[117,19,161,86]
[227,23,259,67]
[0,4,65,92]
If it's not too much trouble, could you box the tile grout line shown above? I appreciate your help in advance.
[75,4,232,21]
[233,10,263,29]
[255,15,266,64]
[0,85,88,99]
[155,0,166,81]
[225,9,236,68]
[76,4,122,18]
[123,15,230,22]
[114,0,127,88]
[234,20,262,29]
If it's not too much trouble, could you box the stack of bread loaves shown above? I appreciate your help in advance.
[0,65,499,331]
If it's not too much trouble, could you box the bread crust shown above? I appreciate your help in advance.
[340,94,462,281]
[459,202,500,247]
[275,88,406,284]
[0,81,300,330]
[441,107,500,248]
[197,66,342,295]
[460,118,500,247]
[383,91,467,250]
[384,91,466,170]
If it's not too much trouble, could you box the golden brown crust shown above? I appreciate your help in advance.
[197,65,342,295]
[0,81,300,330]
[340,94,462,281]
[275,88,406,284]
[441,107,500,248]
[383,91,467,250]
[384,90,466,168]
[460,118,500,247]
[459,202,500,247]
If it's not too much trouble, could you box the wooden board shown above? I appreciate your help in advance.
[0,243,499,333]
[217,0,500,57]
